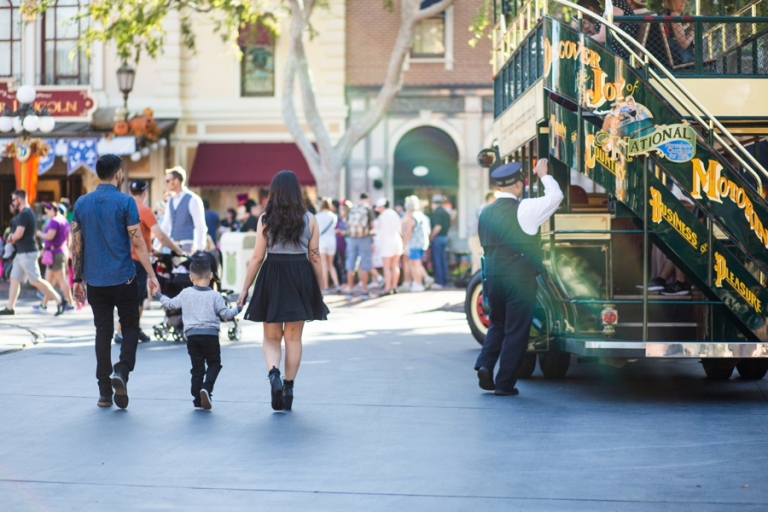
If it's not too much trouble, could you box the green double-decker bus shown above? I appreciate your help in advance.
[466,0,768,380]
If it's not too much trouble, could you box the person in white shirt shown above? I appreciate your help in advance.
[315,198,340,292]
[161,166,208,253]
[474,158,563,397]
[374,197,404,295]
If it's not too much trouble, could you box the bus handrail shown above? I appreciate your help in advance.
[540,229,644,235]
[552,0,768,195]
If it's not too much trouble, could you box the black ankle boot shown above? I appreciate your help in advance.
[268,367,284,411]
[283,380,294,411]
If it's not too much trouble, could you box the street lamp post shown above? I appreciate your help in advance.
[116,64,136,109]
[0,85,56,136]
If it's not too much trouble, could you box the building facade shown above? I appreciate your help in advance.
[0,0,346,227]
[345,0,495,246]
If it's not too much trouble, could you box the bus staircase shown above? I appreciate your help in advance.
[542,12,768,358]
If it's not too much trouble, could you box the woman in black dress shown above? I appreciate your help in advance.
[238,171,328,411]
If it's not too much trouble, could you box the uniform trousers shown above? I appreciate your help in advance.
[475,272,538,392]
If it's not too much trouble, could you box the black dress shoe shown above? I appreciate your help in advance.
[268,367,284,411]
[138,330,150,343]
[477,367,495,391]
[283,380,294,411]
[97,396,113,407]
[494,388,519,396]
[111,373,129,409]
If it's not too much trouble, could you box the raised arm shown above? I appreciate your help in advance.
[517,158,564,235]
[237,216,268,308]
[150,224,184,255]
[128,223,159,296]
[306,213,323,290]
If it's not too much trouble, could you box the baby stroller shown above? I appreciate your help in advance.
[152,251,242,342]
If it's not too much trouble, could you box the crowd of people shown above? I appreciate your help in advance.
[576,0,695,67]
[0,154,466,413]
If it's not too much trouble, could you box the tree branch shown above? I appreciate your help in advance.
[413,0,454,21]
[334,0,455,163]
[282,0,320,170]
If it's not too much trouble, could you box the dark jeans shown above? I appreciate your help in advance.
[187,334,222,407]
[88,279,140,396]
[475,273,537,392]
[431,235,449,285]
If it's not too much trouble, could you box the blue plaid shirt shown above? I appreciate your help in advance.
[72,184,140,287]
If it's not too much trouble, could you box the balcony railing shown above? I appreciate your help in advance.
[492,0,548,76]
[493,13,768,118]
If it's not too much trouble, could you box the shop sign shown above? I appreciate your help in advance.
[0,79,97,120]
[542,17,768,271]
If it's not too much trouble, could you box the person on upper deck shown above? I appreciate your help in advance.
[589,0,644,60]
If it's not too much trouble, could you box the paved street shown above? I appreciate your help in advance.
[1,291,767,511]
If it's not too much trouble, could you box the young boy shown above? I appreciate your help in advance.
[155,258,241,410]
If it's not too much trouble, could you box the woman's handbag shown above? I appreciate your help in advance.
[41,249,54,266]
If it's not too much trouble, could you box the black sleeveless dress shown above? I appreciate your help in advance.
[244,213,329,323]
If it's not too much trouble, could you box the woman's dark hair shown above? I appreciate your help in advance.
[226,208,236,219]
[262,170,306,246]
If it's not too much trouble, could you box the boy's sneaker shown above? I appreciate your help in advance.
[97,396,113,408]
[200,389,212,410]
[660,280,690,296]
[0,308,15,315]
[636,277,666,292]
[194,406,204,411]
[138,330,150,343]
[111,373,129,409]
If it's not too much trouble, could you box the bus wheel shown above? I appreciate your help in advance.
[736,359,768,380]
[465,272,489,345]
[539,350,570,379]
[518,352,537,379]
[701,360,734,380]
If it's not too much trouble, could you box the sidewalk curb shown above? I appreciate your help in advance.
[0,324,45,355]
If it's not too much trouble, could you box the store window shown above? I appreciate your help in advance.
[41,0,90,85]
[239,23,275,97]
[0,0,21,78]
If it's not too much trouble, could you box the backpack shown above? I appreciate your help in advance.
[410,213,430,250]
[347,204,370,238]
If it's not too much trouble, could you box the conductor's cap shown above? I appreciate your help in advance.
[491,162,523,187]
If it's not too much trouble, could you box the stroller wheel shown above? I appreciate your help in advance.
[228,326,242,341]
[154,326,167,341]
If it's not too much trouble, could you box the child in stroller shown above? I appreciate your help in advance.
[153,251,241,342]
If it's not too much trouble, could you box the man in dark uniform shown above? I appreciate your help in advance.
[475,158,563,395]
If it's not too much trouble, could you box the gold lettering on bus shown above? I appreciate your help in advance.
[691,158,768,248]
[649,187,698,248]
[549,114,567,149]
[714,252,762,312]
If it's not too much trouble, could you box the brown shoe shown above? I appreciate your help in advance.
[97,396,113,407]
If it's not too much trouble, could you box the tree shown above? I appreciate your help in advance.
[29,0,454,197]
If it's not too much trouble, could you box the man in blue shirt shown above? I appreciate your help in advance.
[72,154,159,409]
[203,199,219,244]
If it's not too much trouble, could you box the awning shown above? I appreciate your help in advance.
[189,143,316,188]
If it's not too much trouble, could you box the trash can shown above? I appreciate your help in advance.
[220,232,257,294]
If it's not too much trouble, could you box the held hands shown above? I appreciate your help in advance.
[148,276,160,297]
[534,158,549,178]
[237,290,248,309]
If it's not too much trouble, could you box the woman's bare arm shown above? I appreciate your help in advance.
[307,214,324,290]
[237,216,268,307]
